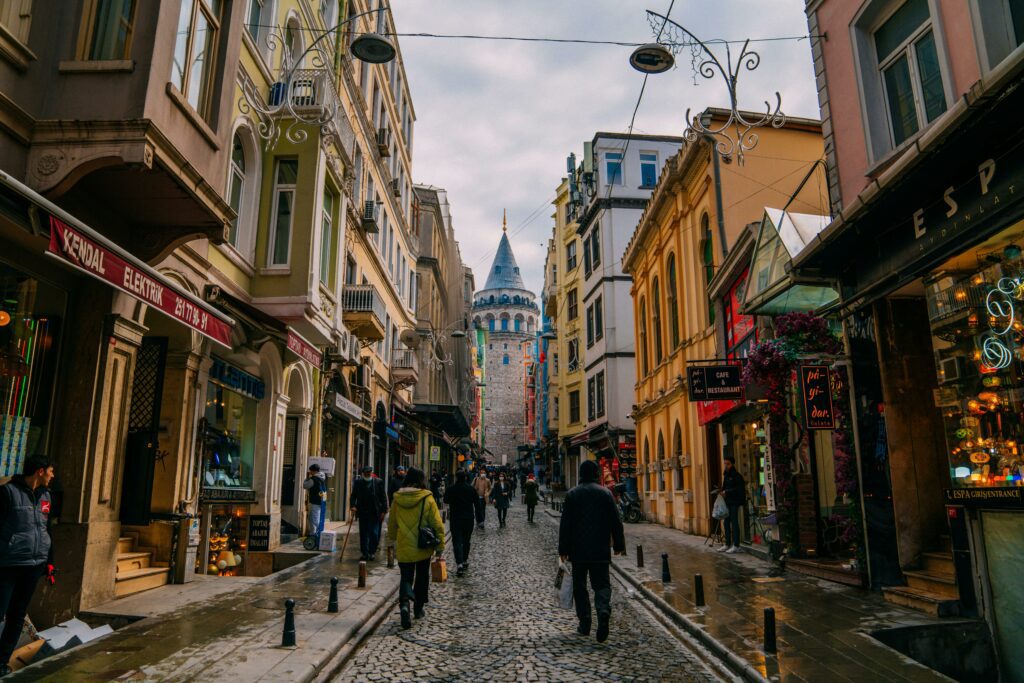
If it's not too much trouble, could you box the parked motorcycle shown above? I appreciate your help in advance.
[612,482,643,523]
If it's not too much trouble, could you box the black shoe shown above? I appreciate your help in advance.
[370,552,378,561]
[596,615,610,643]
[400,602,411,629]
[456,567,466,577]
[414,605,425,619]
[577,620,591,636]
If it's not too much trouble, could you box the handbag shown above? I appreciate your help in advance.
[431,556,448,583]
[417,497,440,549]
[556,561,573,609]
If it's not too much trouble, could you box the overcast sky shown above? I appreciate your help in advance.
[389,1,820,297]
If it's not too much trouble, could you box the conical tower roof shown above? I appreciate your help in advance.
[482,212,526,291]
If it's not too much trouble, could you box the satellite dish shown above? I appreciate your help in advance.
[400,328,421,348]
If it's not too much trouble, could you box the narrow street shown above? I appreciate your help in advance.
[337,502,722,682]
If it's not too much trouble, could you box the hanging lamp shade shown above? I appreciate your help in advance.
[217,550,237,568]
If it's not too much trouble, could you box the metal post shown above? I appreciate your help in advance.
[328,577,339,613]
[282,598,296,647]
[694,574,705,607]
[661,553,671,583]
[358,561,367,588]
[763,607,777,653]
[636,545,644,568]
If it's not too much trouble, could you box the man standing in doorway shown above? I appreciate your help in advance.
[303,464,327,539]
[350,465,387,561]
[0,455,56,676]
[721,456,746,554]
[471,468,492,530]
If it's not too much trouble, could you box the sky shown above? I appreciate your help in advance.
[389,1,821,297]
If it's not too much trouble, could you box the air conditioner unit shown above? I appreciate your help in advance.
[390,178,401,198]
[376,128,391,156]
[938,355,964,384]
[361,200,379,233]
[349,334,360,359]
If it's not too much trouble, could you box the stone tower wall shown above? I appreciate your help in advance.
[481,330,532,464]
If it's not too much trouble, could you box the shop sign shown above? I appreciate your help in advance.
[429,445,441,461]
[286,329,323,368]
[696,398,743,426]
[944,487,1024,507]
[308,456,336,476]
[187,518,201,547]
[764,421,776,512]
[688,364,744,402]
[199,487,257,503]
[46,215,233,347]
[210,357,265,399]
[248,515,271,552]
[799,365,835,430]
[331,393,363,420]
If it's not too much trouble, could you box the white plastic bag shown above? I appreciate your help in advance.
[556,560,573,609]
[712,493,730,520]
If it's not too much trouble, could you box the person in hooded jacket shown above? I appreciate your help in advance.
[443,469,477,576]
[558,459,626,643]
[387,467,445,629]
[523,473,540,522]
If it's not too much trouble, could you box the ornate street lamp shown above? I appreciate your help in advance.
[239,8,396,151]
[405,320,470,371]
[631,10,786,164]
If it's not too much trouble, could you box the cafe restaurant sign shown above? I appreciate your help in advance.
[47,215,233,348]
[799,364,835,430]
[687,364,744,402]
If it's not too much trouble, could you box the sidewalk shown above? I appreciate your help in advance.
[9,526,398,682]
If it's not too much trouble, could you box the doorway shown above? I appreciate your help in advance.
[120,337,167,525]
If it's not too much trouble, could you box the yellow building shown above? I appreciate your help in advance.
[622,110,827,534]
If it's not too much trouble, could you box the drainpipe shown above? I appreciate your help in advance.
[706,138,729,260]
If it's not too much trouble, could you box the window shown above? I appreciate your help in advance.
[566,241,577,271]
[269,159,297,266]
[226,134,245,248]
[584,235,592,276]
[639,297,649,376]
[586,303,594,347]
[569,390,581,423]
[567,288,578,321]
[353,150,362,205]
[515,318,522,332]
[0,0,31,45]
[319,189,335,285]
[345,254,357,285]
[586,296,604,347]
[587,376,596,421]
[82,0,136,60]
[503,354,510,365]
[591,229,601,271]
[605,151,623,185]
[701,213,715,325]
[501,317,509,331]
[567,338,580,371]
[640,152,658,187]
[874,0,947,147]
[974,0,1024,71]
[595,370,605,418]
[667,254,680,348]
[652,278,663,363]
[171,0,222,119]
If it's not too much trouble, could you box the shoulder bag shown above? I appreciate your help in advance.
[416,497,440,549]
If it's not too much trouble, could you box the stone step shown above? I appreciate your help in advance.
[921,551,955,577]
[114,566,170,598]
[904,569,959,598]
[117,537,135,554]
[883,585,960,617]
[116,551,152,574]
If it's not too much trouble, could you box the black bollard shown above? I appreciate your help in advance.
[328,577,339,613]
[694,574,705,607]
[282,598,296,647]
[636,545,644,568]
[661,553,671,583]
[358,561,367,588]
[763,607,777,654]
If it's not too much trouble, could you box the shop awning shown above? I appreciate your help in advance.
[568,427,595,447]
[410,403,470,438]
[0,171,237,348]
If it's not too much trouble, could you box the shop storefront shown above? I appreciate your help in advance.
[325,390,360,519]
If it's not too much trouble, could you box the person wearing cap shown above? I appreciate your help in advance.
[302,463,327,539]
[388,464,407,507]
[350,465,387,560]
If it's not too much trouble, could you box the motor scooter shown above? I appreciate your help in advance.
[612,482,643,523]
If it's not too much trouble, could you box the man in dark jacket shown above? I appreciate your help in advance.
[558,459,626,643]
[443,470,478,576]
[0,455,55,676]
[721,456,746,554]
[350,465,388,561]
[387,465,406,507]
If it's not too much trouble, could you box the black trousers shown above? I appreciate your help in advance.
[398,558,431,608]
[450,518,474,566]
[572,561,611,625]
[475,496,486,524]
[526,504,536,521]
[496,506,508,525]
[358,515,381,557]
[0,564,44,664]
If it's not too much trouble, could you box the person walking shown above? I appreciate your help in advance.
[472,469,491,529]
[558,460,626,643]
[302,464,327,539]
[443,470,477,576]
[0,455,56,676]
[387,464,406,507]
[350,465,387,561]
[490,472,513,527]
[387,467,445,629]
[721,456,746,554]
[523,473,540,522]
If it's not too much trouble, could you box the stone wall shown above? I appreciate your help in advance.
[482,330,531,463]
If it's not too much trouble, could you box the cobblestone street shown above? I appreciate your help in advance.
[337,502,722,682]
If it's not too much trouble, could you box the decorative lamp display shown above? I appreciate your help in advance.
[218,550,237,568]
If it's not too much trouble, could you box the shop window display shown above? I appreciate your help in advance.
[927,255,1024,488]
[203,504,249,576]
[202,382,256,489]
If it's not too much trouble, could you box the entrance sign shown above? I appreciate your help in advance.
[687,365,744,402]
[799,365,835,429]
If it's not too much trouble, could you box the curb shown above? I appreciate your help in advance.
[311,575,400,682]
[610,561,769,683]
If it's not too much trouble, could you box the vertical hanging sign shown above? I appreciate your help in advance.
[799,364,835,430]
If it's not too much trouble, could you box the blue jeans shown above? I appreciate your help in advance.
[359,515,381,557]
[725,505,742,547]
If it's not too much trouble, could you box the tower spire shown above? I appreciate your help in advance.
[503,208,507,232]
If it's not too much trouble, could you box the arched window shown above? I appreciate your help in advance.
[639,297,649,376]
[489,295,495,304]
[657,432,666,492]
[225,127,258,259]
[666,254,680,349]
[673,422,683,490]
[701,212,715,324]
[488,318,495,332]
[473,316,482,329]
[652,277,663,364]
[643,437,651,493]
[503,354,510,365]
[227,133,245,248]
[514,318,521,332]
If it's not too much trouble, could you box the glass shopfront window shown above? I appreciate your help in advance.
[202,382,256,489]
[0,261,63,477]
[202,504,249,576]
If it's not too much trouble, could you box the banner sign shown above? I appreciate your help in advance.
[287,329,323,368]
[429,445,441,462]
[799,365,835,429]
[945,487,1024,508]
[47,215,233,347]
[199,487,257,503]
[248,515,271,552]
[687,365,744,402]
[330,393,363,420]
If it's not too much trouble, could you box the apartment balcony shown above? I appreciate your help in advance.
[342,285,386,341]
[391,348,419,386]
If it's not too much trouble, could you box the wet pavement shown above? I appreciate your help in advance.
[336,499,722,682]
[604,518,961,682]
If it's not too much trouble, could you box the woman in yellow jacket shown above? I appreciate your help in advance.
[387,466,445,629]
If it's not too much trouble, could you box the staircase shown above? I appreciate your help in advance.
[883,535,960,617]
[115,535,170,598]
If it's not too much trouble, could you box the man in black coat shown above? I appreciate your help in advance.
[558,459,626,643]
[721,455,746,553]
[350,465,387,561]
[443,469,478,576]
[387,464,406,507]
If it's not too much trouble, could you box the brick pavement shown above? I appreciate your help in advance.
[337,500,722,683]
